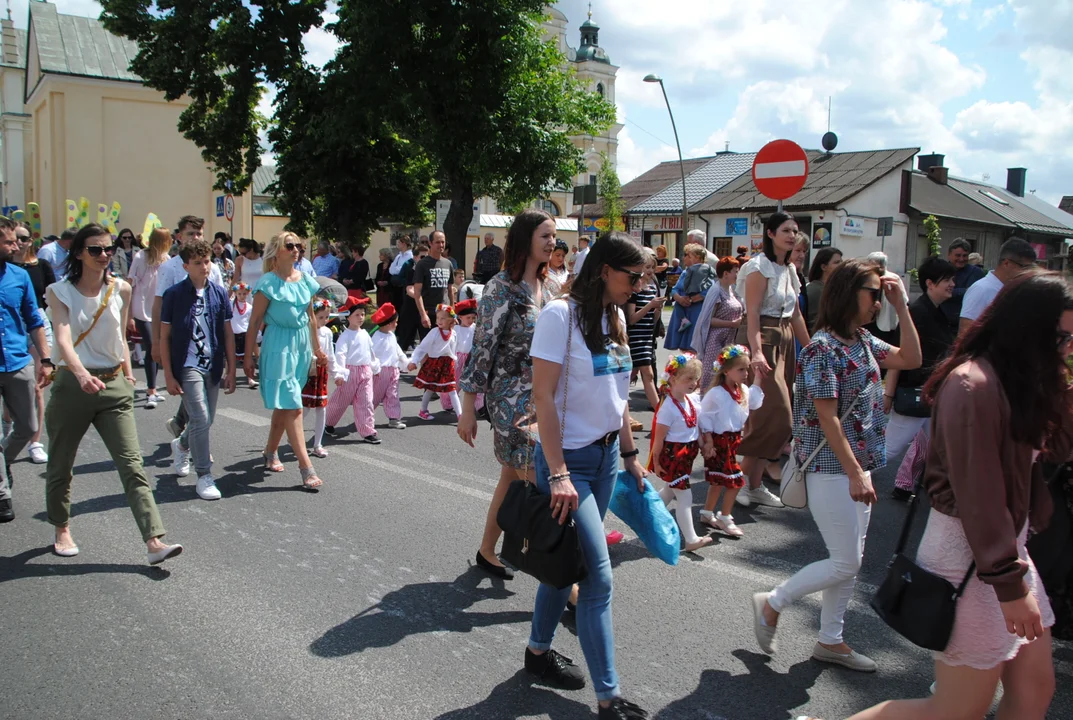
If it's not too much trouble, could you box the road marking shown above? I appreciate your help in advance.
[753,159,807,179]
[332,445,493,501]
[217,407,271,427]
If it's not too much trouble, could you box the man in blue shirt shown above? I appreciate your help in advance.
[36,229,75,280]
[940,237,985,324]
[0,217,53,522]
[310,241,340,278]
[296,244,318,277]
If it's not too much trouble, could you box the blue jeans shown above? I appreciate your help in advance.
[178,367,219,477]
[529,439,620,701]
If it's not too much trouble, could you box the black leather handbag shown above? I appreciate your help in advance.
[495,300,587,590]
[870,490,974,651]
[893,386,930,418]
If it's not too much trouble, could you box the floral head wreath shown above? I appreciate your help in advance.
[312,298,333,314]
[436,303,456,319]
[231,282,250,293]
[658,351,697,392]
[712,344,750,375]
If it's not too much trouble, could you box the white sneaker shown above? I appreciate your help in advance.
[749,485,784,508]
[27,442,48,464]
[171,438,191,478]
[145,394,159,409]
[195,474,221,501]
[388,418,407,429]
[735,490,752,508]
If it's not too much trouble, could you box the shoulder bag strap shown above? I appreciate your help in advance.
[561,304,572,444]
[72,280,115,349]
[893,483,976,596]
[799,389,867,469]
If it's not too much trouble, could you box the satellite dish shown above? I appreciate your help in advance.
[822,132,838,152]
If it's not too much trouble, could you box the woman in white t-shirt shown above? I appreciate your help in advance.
[527,232,648,720]
[126,227,171,408]
[734,212,811,509]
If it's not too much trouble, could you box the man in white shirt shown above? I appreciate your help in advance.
[152,215,224,437]
[571,236,591,277]
[36,229,75,279]
[959,237,1037,336]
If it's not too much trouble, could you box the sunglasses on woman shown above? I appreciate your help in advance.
[285,242,304,251]
[861,286,882,303]
[1057,330,1073,350]
[84,245,117,257]
[612,266,645,285]
[15,235,31,243]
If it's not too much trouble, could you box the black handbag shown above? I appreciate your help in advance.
[893,386,930,418]
[495,297,587,590]
[870,489,974,651]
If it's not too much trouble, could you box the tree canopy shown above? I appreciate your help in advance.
[101,1,615,258]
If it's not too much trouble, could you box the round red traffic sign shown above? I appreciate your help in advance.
[752,139,809,201]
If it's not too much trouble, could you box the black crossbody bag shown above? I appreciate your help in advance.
[870,489,974,651]
[496,303,587,590]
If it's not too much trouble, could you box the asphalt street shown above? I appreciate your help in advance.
[2,351,1072,720]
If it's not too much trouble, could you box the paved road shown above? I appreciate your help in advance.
[2,363,1071,719]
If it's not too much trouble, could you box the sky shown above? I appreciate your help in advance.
[13,0,1072,205]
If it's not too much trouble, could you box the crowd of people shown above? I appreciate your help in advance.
[1,206,1071,720]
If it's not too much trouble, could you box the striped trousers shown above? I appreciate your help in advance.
[372,367,402,420]
[326,364,375,437]
[441,352,483,412]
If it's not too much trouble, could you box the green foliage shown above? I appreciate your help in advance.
[924,215,942,257]
[598,154,623,231]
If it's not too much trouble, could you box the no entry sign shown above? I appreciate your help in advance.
[752,140,809,201]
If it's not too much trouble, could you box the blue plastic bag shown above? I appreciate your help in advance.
[608,471,680,565]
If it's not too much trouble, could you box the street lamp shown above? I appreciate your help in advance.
[644,74,689,253]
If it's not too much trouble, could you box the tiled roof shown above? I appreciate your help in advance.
[946,176,1073,236]
[993,189,1073,236]
[568,156,714,218]
[691,147,920,213]
[628,152,756,215]
[28,2,140,82]
[1060,196,1073,215]
[253,165,279,197]
[908,172,1014,227]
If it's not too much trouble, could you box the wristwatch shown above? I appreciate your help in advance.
[621,448,640,459]
[40,358,54,367]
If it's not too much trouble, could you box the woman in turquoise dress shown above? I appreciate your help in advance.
[244,231,327,491]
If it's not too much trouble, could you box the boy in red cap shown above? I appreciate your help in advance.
[325,296,382,443]
[370,302,409,429]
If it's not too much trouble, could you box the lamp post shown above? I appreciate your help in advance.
[644,74,689,255]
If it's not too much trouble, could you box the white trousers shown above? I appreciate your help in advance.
[885,411,929,462]
[768,472,872,645]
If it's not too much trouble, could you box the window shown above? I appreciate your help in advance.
[537,199,561,216]
[589,174,598,187]
[714,238,732,258]
[596,83,604,98]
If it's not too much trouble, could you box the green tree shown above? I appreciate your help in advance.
[924,214,942,257]
[337,0,616,269]
[597,154,623,231]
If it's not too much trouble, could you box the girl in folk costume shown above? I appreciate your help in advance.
[369,302,409,430]
[302,298,336,457]
[649,354,712,552]
[698,345,765,538]
[408,304,462,420]
[325,296,382,444]
[442,298,479,412]
[230,283,257,388]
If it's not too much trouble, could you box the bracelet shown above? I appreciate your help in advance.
[620,448,640,459]
[549,472,571,483]
[884,393,895,399]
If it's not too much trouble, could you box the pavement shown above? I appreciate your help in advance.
[2,352,1072,720]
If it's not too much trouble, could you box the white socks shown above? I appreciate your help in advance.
[660,484,702,545]
[422,390,461,414]
[421,390,434,413]
[446,391,462,415]
[311,407,326,449]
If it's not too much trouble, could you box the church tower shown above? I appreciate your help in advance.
[568,5,621,189]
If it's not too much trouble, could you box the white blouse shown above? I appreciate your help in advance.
[736,254,800,319]
[454,324,475,355]
[655,392,701,443]
[699,383,765,435]
[49,279,126,369]
[411,328,457,364]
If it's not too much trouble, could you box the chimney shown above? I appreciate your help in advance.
[918,153,945,172]
[1006,168,1026,198]
[927,166,949,185]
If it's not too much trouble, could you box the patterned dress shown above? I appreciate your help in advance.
[697,285,743,391]
[459,271,561,469]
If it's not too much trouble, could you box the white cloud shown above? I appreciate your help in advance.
[302,7,341,70]
[8,1,102,25]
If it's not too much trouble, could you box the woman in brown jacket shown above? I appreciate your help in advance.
[847,271,1073,720]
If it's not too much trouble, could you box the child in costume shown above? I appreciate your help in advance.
[303,298,336,457]
[230,282,257,389]
[649,354,711,552]
[370,302,409,430]
[408,304,462,421]
[325,296,382,444]
[698,345,765,538]
[442,298,479,412]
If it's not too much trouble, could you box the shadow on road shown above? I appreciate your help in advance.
[433,669,593,719]
[309,566,530,657]
[0,546,170,583]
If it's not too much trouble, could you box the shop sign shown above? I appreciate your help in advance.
[840,216,865,237]
[653,216,684,231]
[726,217,749,236]
[813,223,833,248]
[1031,243,1048,260]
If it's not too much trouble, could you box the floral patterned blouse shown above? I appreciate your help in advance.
[792,328,892,474]
[459,271,562,469]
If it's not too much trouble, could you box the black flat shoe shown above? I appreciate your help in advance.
[598,698,649,719]
[0,498,13,523]
[475,550,514,579]
[524,647,586,690]
[891,487,913,502]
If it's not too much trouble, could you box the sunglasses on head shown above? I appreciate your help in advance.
[85,245,117,258]
[285,242,304,251]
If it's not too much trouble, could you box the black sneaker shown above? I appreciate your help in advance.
[524,648,586,690]
[324,425,337,437]
[598,698,649,719]
[0,498,13,523]
[361,434,382,445]
[891,487,913,502]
